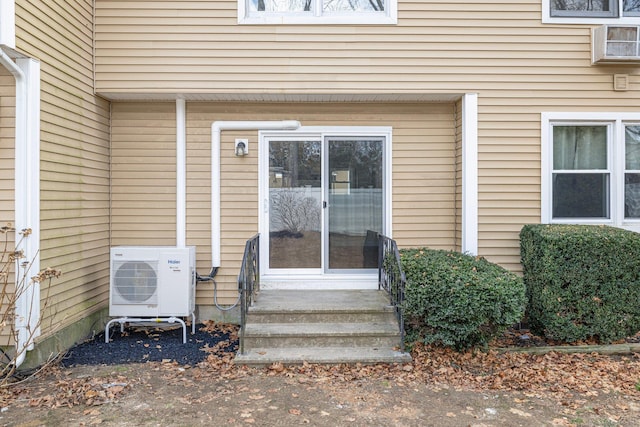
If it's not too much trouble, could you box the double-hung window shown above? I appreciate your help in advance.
[544,0,640,23]
[238,0,397,25]
[551,124,610,219]
[542,113,640,230]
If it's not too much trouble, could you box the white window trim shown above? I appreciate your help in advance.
[541,112,640,232]
[543,0,640,24]
[238,0,397,25]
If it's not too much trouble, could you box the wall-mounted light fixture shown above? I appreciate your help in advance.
[235,138,249,156]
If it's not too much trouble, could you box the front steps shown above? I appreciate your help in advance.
[234,289,412,366]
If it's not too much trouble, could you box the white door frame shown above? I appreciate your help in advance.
[258,126,392,289]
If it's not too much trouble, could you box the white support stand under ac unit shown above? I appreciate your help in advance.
[106,246,196,343]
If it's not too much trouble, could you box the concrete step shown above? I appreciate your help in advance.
[234,346,412,367]
[247,290,397,323]
[242,322,401,349]
[250,289,394,312]
[235,289,411,366]
[246,310,396,324]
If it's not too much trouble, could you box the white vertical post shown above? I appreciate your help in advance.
[1,50,41,366]
[462,93,478,255]
[176,99,186,248]
[18,57,41,345]
[0,0,16,49]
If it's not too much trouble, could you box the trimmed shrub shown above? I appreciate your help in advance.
[401,248,526,350]
[520,224,640,343]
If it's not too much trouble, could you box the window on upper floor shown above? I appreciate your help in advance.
[238,0,397,25]
[542,113,640,231]
[544,0,640,23]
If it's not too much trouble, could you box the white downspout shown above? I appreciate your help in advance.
[0,48,41,367]
[210,120,301,268]
[176,99,186,248]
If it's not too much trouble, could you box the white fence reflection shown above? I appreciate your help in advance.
[269,187,382,235]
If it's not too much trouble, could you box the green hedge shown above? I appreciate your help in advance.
[400,248,526,350]
[520,224,640,343]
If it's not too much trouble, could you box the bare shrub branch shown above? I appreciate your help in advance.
[0,224,62,386]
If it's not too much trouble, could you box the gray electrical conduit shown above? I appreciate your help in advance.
[196,268,239,311]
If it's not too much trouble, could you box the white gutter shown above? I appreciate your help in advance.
[210,120,301,268]
[176,99,186,248]
[0,48,41,367]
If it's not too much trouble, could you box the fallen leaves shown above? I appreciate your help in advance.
[2,319,640,426]
[268,362,285,373]
[20,372,130,409]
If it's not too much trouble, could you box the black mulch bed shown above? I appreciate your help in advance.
[58,321,640,368]
[60,323,238,367]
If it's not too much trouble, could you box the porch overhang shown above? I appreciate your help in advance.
[96,92,463,103]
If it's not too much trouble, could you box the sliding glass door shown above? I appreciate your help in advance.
[264,132,386,275]
[268,138,322,269]
[326,137,384,270]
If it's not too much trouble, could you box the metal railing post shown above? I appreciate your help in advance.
[238,234,260,355]
[378,234,406,353]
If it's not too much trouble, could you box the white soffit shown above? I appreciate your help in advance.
[98,92,462,103]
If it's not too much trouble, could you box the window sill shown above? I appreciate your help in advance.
[543,16,640,25]
[549,219,640,229]
[238,14,397,25]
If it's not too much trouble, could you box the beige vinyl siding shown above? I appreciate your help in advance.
[111,103,177,245]
[0,70,15,345]
[454,99,462,253]
[108,100,459,305]
[93,0,640,273]
[16,1,112,337]
[94,0,592,96]
[392,105,457,249]
[0,70,14,227]
[476,99,545,271]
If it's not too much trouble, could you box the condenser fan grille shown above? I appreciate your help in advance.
[113,261,158,304]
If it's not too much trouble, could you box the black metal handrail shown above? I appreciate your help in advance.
[378,234,406,353]
[238,233,260,355]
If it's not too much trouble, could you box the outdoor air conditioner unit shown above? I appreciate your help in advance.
[109,246,196,318]
[593,25,640,64]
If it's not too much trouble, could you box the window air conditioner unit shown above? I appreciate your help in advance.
[593,25,640,64]
[109,246,196,318]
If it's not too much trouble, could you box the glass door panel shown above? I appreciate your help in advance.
[327,137,384,270]
[268,139,322,269]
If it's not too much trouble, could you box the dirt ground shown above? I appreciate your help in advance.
[2,347,640,427]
